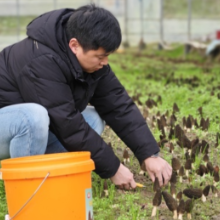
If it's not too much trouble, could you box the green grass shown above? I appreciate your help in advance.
[93,45,220,219]
[0,16,36,35]
[1,45,220,219]
[0,181,7,220]
[110,46,220,133]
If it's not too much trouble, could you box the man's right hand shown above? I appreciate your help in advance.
[110,163,136,190]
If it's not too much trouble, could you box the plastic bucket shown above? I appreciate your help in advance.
[0,152,95,220]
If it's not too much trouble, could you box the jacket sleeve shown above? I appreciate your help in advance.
[90,65,160,165]
[18,54,120,178]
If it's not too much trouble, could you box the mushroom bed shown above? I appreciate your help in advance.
[1,45,220,220]
[93,46,220,220]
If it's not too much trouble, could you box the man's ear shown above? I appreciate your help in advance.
[69,38,80,54]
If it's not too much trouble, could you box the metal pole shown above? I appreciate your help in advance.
[138,0,146,50]
[187,0,192,42]
[185,0,192,55]
[123,0,129,47]
[140,0,144,39]
[159,0,164,43]
[124,0,128,39]
[16,0,20,41]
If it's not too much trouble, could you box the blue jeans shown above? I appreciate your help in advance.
[0,103,105,160]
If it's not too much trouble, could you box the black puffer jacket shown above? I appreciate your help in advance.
[0,9,159,178]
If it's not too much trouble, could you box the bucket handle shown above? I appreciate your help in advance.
[9,172,50,220]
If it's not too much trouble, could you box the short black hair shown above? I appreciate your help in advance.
[66,4,121,53]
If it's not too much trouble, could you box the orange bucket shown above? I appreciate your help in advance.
[0,152,95,220]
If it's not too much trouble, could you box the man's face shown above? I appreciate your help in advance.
[69,38,110,73]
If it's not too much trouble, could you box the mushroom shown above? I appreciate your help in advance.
[178,135,192,154]
[201,185,210,202]
[173,103,180,113]
[185,152,190,160]
[205,118,210,131]
[200,118,209,131]
[165,110,169,118]
[190,153,196,167]
[168,128,175,141]
[185,199,194,219]
[160,128,166,141]
[170,183,176,199]
[200,140,209,154]
[184,159,192,177]
[179,166,184,183]
[143,107,149,120]
[197,106,203,117]
[203,154,209,166]
[157,95,162,105]
[196,164,208,177]
[170,171,177,185]
[213,166,219,186]
[206,161,214,175]
[123,148,130,164]
[190,115,196,130]
[169,142,175,154]
[156,111,161,119]
[183,188,202,200]
[151,116,157,128]
[145,98,157,110]
[191,137,199,149]
[191,141,200,157]
[184,136,192,155]
[200,117,205,130]
[186,116,192,132]
[176,191,183,203]
[174,124,185,141]
[177,199,185,220]
[172,158,181,174]
[153,177,161,192]
[162,191,178,219]
[151,190,162,217]
[158,138,168,148]
[170,114,177,128]
[139,162,146,175]
[160,115,168,132]
[214,132,219,148]
[157,119,163,133]
[211,185,218,197]
[103,180,108,197]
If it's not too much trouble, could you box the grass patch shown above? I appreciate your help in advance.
[0,16,36,35]
[0,45,220,219]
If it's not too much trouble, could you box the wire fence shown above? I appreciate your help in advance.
[0,0,220,50]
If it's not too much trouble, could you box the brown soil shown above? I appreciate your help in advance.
[100,107,220,220]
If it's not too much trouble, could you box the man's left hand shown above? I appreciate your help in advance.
[143,156,172,186]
